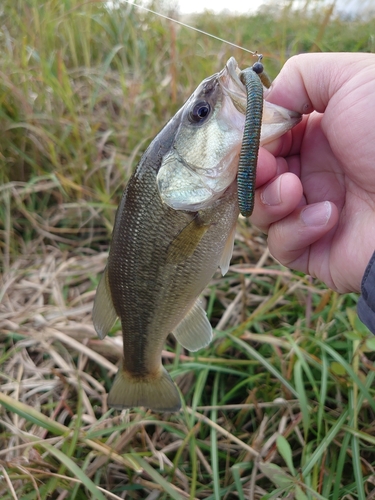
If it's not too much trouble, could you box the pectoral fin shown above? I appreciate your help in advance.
[173,299,212,352]
[92,267,118,340]
[219,222,236,276]
[167,216,210,264]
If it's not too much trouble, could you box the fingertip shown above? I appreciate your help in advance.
[300,201,333,227]
[260,172,303,208]
[251,172,304,233]
[260,175,282,206]
[267,201,339,271]
[265,53,375,115]
[255,147,278,187]
[265,54,314,114]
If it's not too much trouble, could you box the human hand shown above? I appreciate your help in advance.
[252,52,375,293]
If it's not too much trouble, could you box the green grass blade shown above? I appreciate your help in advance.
[276,435,296,476]
[331,431,351,500]
[40,443,107,500]
[283,331,319,398]
[0,392,69,436]
[293,360,310,439]
[302,410,348,478]
[349,337,366,500]
[210,373,220,500]
[230,463,247,500]
[317,350,328,440]
[351,434,365,500]
[314,339,375,413]
[135,456,187,500]
[227,333,298,397]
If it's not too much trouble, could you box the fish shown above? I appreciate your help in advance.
[92,57,301,412]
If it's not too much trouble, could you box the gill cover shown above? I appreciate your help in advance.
[157,68,245,212]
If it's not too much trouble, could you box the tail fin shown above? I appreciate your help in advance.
[108,363,181,412]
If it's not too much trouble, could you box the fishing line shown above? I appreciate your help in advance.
[120,0,256,55]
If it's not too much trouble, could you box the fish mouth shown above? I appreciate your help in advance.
[219,57,301,145]
[218,57,248,114]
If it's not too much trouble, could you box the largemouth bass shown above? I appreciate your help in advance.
[93,57,300,412]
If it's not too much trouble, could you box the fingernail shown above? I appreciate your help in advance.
[301,202,331,226]
[261,177,281,206]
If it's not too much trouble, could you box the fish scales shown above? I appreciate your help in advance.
[93,57,301,412]
[108,143,238,376]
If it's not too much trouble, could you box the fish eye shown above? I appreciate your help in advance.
[189,101,211,123]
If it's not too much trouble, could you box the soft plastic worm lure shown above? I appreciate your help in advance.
[237,57,271,217]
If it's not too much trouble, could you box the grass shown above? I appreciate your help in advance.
[1,0,375,498]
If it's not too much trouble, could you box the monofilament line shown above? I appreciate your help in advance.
[122,0,256,55]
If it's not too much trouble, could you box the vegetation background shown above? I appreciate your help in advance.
[1,0,375,498]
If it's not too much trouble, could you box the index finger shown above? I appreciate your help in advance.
[265,52,375,115]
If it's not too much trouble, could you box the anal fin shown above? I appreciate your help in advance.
[92,267,118,340]
[173,299,212,352]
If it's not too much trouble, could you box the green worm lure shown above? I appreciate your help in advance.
[237,57,271,217]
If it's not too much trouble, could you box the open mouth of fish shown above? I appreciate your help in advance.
[219,56,301,147]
